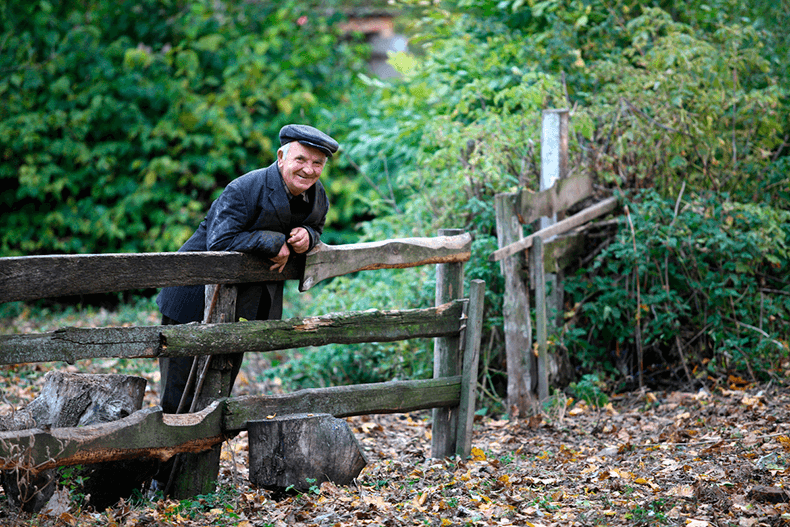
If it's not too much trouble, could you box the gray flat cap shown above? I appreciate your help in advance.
[279,124,339,157]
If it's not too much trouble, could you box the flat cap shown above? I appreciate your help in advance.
[279,124,339,157]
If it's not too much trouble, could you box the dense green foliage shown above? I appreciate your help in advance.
[3,0,789,398]
[0,0,368,255]
[564,190,790,385]
[273,0,789,394]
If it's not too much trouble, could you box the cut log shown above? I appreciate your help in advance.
[248,413,367,492]
[0,372,149,512]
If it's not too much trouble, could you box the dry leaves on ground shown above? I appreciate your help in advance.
[2,362,789,527]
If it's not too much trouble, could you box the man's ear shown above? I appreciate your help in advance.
[277,148,285,165]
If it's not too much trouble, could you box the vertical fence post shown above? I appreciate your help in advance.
[540,109,569,328]
[170,284,237,498]
[531,238,549,401]
[494,193,535,417]
[431,228,465,459]
[456,279,485,458]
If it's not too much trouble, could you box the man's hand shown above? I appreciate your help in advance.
[288,227,311,254]
[269,242,290,272]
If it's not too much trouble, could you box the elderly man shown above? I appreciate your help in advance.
[155,124,338,415]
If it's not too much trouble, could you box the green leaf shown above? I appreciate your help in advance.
[194,34,224,52]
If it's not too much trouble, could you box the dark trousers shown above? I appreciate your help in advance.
[158,315,244,414]
[155,315,244,489]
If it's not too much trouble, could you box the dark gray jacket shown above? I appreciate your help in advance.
[156,161,328,323]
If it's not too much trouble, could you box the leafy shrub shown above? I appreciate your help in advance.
[563,189,790,384]
[272,2,789,395]
[0,0,368,256]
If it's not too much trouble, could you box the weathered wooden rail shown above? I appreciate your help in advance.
[0,233,484,499]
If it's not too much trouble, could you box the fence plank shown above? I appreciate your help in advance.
[532,238,550,401]
[516,172,592,226]
[0,301,466,365]
[431,229,465,459]
[163,300,466,358]
[489,196,619,262]
[0,326,163,365]
[0,252,296,304]
[168,284,238,498]
[224,376,462,432]
[0,377,462,472]
[0,401,225,474]
[299,233,472,290]
[0,234,472,304]
[456,279,485,458]
[495,193,536,416]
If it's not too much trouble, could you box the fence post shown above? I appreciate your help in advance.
[531,238,549,401]
[431,228,464,459]
[456,279,485,458]
[169,284,238,498]
[494,194,536,417]
[540,109,569,328]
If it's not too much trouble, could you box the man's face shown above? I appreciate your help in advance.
[277,141,327,196]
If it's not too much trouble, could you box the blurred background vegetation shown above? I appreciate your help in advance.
[1,0,788,410]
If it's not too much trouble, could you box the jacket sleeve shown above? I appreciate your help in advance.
[204,183,285,257]
[302,185,329,251]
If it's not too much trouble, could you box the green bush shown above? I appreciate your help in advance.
[271,1,789,395]
[0,0,368,256]
[563,190,790,384]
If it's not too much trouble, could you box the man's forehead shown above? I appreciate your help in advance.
[289,141,327,162]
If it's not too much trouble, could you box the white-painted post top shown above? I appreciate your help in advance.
[539,109,570,232]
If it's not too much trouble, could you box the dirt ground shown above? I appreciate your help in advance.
[2,359,789,526]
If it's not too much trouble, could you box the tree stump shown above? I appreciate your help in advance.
[0,371,150,512]
[248,413,367,493]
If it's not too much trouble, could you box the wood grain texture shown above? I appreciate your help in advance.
[489,196,619,262]
[0,401,225,474]
[299,233,472,290]
[0,377,463,472]
[0,251,296,303]
[0,301,466,365]
[515,172,593,225]
[0,234,471,303]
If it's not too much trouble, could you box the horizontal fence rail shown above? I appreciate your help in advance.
[0,234,472,303]
[0,301,466,366]
[0,376,463,474]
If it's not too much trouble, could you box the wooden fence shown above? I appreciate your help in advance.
[0,231,484,498]
[489,109,620,416]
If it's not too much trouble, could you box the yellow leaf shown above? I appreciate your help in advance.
[471,447,486,461]
[551,490,564,501]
